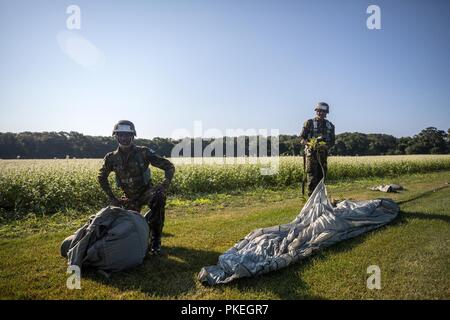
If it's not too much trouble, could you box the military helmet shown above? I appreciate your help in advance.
[315,102,329,113]
[112,120,137,136]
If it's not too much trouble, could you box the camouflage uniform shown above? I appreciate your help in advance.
[98,145,175,246]
[300,117,335,196]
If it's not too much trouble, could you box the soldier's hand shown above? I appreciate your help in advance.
[109,197,122,207]
[118,196,127,203]
[121,198,140,211]
[154,183,167,196]
[318,141,328,150]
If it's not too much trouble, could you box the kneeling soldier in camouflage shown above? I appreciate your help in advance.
[98,120,175,254]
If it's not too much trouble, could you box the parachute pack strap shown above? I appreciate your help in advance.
[306,120,312,139]
[311,120,318,138]
[114,156,123,188]
[136,151,145,169]
[325,120,330,139]
[136,150,151,184]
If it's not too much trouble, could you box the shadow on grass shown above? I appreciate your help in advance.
[221,231,388,300]
[81,219,400,299]
[197,226,395,300]
[212,209,417,299]
[80,207,448,299]
[82,245,221,298]
[225,261,327,300]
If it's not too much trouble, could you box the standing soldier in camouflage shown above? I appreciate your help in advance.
[98,120,175,254]
[300,102,335,196]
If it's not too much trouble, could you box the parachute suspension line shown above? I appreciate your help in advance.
[316,149,326,182]
[396,183,450,206]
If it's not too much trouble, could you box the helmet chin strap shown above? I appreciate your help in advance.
[116,136,134,149]
[119,143,134,153]
[119,142,133,148]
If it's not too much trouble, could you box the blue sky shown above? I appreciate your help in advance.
[1,0,449,139]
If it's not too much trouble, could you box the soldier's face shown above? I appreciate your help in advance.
[116,133,134,147]
[316,110,327,119]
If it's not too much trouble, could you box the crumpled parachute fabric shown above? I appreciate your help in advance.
[370,184,404,193]
[198,179,399,285]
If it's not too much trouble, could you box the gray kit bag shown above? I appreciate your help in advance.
[61,206,149,273]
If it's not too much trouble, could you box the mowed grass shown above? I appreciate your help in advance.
[0,171,449,299]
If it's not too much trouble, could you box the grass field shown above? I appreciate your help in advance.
[0,168,449,299]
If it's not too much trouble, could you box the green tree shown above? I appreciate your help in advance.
[405,127,448,154]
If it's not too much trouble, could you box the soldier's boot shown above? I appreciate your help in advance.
[144,211,162,255]
[147,191,166,255]
[150,215,164,255]
[150,235,162,255]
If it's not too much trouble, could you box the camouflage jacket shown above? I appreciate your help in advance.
[98,145,175,200]
[300,117,335,153]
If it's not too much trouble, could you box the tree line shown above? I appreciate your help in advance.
[0,127,448,159]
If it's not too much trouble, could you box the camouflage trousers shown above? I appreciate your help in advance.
[306,150,328,196]
[124,187,166,242]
